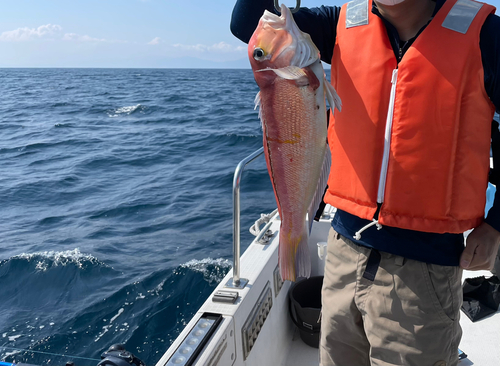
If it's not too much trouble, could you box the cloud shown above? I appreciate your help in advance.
[168,41,247,62]
[0,24,121,44]
[0,24,108,43]
[0,24,62,41]
[148,37,161,45]
[63,33,106,42]
[172,41,245,53]
[0,24,118,43]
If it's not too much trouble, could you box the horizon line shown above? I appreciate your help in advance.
[0,66,332,70]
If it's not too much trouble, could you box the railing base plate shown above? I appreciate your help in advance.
[225,278,249,289]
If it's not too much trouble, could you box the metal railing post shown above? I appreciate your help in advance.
[226,147,264,289]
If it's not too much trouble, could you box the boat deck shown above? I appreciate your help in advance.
[283,269,500,366]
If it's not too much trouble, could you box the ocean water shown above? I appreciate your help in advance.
[2,68,498,366]
[0,68,277,366]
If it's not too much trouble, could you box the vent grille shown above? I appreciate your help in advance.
[241,282,273,360]
[273,265,283,297]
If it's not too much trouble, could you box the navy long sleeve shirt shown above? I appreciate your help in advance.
[231,0,500,265]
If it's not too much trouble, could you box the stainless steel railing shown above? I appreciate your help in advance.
[226,147,264,289]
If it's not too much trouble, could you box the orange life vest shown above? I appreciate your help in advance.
[324,0,496,233]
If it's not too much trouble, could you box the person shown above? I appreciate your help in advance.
[231,0,500,365]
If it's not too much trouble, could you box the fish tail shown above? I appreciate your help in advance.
[279,223,311,282]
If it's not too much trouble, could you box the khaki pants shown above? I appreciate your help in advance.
[493,244,500,276]
[320,229,463,366]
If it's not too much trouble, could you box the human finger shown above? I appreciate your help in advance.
[460,236,480,269]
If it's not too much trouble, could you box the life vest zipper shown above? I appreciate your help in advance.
[376,68,398,204]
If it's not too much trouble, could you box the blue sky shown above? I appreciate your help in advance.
[0,0,498,68]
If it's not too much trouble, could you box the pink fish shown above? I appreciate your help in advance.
[248,5,341,281]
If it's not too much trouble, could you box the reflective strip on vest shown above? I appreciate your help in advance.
[346,0,369,29]
[442,0,483,34]
[377,69,398,203]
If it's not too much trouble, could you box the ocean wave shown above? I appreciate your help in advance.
[108,104,144,117]
[9,139,95,154]
[179,258,231,284]
[8,248,105,271]
[53,123,74,128]
[88,202,167,220]
[51,102,69,108]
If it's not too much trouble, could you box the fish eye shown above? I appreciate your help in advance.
[253,48,265,61]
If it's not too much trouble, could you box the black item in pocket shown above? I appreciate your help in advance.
[461,275,500,322]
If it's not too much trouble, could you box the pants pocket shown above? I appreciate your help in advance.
[421,262,462,324]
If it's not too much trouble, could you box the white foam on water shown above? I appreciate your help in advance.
[95,308,124,342]
[119,323,130,332]
[109,308,124,323]
[150,279,166,295]
[13,248,104,270]
[4,351,20,357]
[95,325,112,342]
[180,258,231,284]
[108,104,142,117]
[181,257,231,268]
[8,334,21,341]
[36,261,48,271]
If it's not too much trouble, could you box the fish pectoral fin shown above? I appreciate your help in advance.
[254,91,261,110]
[324,79,342,112]
[254,91,263,127]
[271,66,310,86]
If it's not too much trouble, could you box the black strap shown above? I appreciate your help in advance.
[363,249,381,281]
